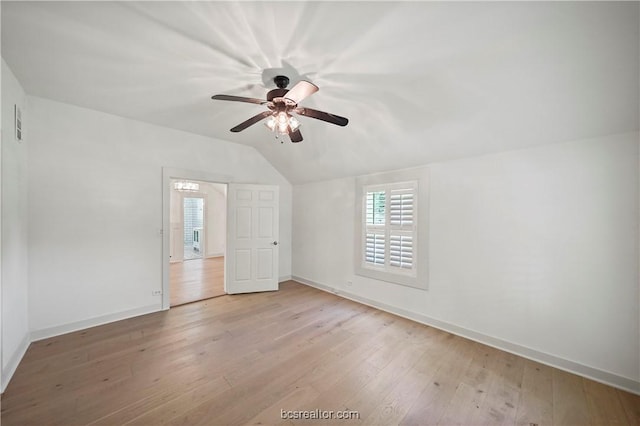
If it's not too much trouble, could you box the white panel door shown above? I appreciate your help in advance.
[226,184,279,294]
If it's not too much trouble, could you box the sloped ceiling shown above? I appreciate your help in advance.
[2,1,638,184]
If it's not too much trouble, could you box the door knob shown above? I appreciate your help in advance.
[272,241,278,246]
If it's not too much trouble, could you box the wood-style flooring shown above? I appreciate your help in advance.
[1,281,638,425]
[170,257,225,306]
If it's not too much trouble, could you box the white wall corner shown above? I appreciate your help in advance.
[1,332,30,394]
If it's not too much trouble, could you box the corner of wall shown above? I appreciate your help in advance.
[0,333,29,393]
[1,58,30,394]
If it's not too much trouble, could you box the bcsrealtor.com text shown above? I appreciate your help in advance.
[280,409,360,420]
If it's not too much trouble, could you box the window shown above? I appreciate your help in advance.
[355,169,427,289]
[362,181,417,277]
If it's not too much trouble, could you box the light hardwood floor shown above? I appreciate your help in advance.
[1,281,638,425]
[170,257,225,306]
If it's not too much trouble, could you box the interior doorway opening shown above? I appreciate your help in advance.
[169,178,227,307]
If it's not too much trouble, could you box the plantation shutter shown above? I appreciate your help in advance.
[362,182,417,274]
[365,233,385,265]
[365,191,385,225]
[365,190,386,265]
[389,235,413,269]
[389,189,413,226]
[389,187,414,269]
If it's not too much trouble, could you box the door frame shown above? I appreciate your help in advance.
[161,168,231,310]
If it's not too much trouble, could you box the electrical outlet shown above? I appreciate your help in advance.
[346,281,353,287]
[152,290,162,296]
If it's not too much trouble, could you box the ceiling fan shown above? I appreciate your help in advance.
[211,75,348,143]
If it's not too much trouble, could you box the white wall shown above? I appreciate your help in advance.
[1,30,3,394]
[1,59,30,392]
[292,132,639,392]
[27,96,291,336]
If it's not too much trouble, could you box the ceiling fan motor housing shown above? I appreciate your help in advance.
[267,76,290,101]
[273,75,290,89]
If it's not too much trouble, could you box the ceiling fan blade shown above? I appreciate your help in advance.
[230,111,272,132]
[284,81,319,104]
[289,129,303,143]
[295,107,349,127]
[212,94,267,105]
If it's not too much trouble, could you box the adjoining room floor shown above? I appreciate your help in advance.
[2,281,638,425]
[183,245,203,260]
[170,257,224,306]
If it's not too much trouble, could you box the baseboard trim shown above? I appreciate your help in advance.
[1,333,31,394]
[279,275,292,283]
[30,304,161,342]
[292,275,640,396]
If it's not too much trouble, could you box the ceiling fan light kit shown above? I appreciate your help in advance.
[211,75,348,143]
[265,112,300,134]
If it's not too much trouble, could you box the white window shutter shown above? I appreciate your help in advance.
[365,233,385,265]
[358,177,422,288]
[366,191,385,225]
[362,182,417,274]
[389,189,414,226]
[389,234,413,269]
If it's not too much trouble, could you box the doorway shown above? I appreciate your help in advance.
[169,178,227,307]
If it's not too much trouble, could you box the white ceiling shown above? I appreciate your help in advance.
[2,1,638,184]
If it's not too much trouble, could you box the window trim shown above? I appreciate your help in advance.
[355,169,429,290]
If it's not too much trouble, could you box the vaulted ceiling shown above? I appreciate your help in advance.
[2,1,638,184]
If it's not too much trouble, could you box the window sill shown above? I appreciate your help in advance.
[355,264,426,290]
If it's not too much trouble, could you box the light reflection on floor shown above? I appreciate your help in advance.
[183,245,202,261]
